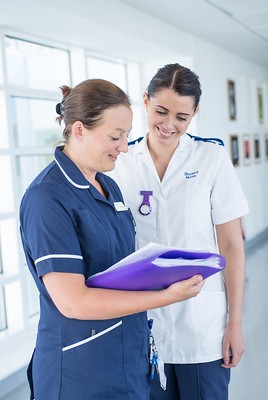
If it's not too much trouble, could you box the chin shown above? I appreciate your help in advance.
[104,163,116,172]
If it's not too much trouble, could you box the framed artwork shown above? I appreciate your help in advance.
[227,80,236,120]
[265,133,268,162]
[229,134,239,166]
[253,133,261,163]
[242,134,251,165]
[257,87,264,124]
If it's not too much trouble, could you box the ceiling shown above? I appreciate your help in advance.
[0,0,267,69]
[118,0,268,69]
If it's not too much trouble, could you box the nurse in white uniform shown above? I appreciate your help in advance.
[110,63,249,400]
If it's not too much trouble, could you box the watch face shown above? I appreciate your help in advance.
[139,203,151,215]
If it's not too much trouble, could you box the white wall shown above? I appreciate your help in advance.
[192,39,268,239]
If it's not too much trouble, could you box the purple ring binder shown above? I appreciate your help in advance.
[85,243,226,291]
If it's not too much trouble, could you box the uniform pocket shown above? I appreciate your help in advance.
[60,320,126,399]
[62,320,122,351]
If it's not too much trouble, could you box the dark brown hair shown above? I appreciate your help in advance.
[147,63,202,111]
[56,79,131,141]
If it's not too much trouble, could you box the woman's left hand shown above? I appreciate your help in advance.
[221,323,245,368]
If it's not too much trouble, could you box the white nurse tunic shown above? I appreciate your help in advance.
[109,133,249,364]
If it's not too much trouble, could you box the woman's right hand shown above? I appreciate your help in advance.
[164,275,204,304]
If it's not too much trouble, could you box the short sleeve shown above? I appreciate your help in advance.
[210,146,249,225]
[20,184,84,277]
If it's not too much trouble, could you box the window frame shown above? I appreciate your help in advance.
[0,30,145,377]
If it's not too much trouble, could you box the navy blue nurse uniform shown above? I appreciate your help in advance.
[20,146,150,400]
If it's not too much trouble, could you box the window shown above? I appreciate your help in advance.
[0,92,9,149]
[0,32,144,380]
[5,36,71,90]
[0,156,14,213]
[87,55,127,91]
[0,287,7,332]
[11,97,62,148]
[0,35,72,343]
[87,55,145,140]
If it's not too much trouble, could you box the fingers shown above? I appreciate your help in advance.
[221,347,244,368]
[187,275,205,295]
[190,275,204,286]
[165,274,204,304]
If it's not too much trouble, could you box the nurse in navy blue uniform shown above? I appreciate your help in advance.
[19,78,204,400]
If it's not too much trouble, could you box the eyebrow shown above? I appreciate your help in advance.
[114,127,133,133]
[155,105,191,116]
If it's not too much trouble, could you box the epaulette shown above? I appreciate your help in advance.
[187,133,224,146]
[128,136,144,146]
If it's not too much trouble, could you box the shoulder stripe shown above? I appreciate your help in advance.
[128,136,144,146]
[187,133,224,146]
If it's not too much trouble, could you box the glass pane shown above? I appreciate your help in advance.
[0,288,7,332]
[126,62,142,102]
[130,104,146,141]
[5,280,24,332]
[0,240,2,274]
[0,219,20,277]
[87,56,127,91]
[5,36,71,90]
[25,274,39,318]
[0,92,9,149]
[11,97,62,148]
[0,35,3,84]
[0,156,14,213]
[16,154,53,199]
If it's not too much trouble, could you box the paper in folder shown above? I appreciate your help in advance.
[85,242,226,291]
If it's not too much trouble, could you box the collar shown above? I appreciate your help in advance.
[132,132,195,155]
[54,146,90,189]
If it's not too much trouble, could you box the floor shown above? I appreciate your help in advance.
[229,237,268,400]
[1,237,268,400]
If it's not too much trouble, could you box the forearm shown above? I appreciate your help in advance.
[222,240,245,326]
[216,219,246,326]
[73,286,176,320]
[43,272,204,320]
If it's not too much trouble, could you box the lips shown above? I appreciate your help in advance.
[109,154,119,161]
[157,126,176,137]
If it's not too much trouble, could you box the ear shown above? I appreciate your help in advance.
[72,121,84,140]
[143,92,149,110]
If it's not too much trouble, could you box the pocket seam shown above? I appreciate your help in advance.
[62,320,122,352]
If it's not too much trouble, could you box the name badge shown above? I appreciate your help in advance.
[114,201,128,212]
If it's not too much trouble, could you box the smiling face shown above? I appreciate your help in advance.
[144,88,198,145]
[66,105,132,181]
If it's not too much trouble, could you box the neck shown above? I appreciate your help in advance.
[62,145,96,185]
[147,134,179,181]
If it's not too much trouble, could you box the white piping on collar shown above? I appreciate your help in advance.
[55,158,90,189]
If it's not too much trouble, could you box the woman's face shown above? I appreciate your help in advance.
[144,88,198,143]
[72,105,132,177]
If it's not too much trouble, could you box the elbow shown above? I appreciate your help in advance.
[57,304,79,319]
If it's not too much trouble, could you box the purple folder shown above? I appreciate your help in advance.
[85,243,226,291]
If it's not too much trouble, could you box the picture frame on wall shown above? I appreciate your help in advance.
[242,134,251,165]
[227,80,236,121]
[265,133,268,162]
[253,133,261,163]
[229,134,239,166]
[257,87,264,124]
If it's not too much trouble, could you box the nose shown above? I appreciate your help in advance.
[117,136,128,153]
[164,115,177,130]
